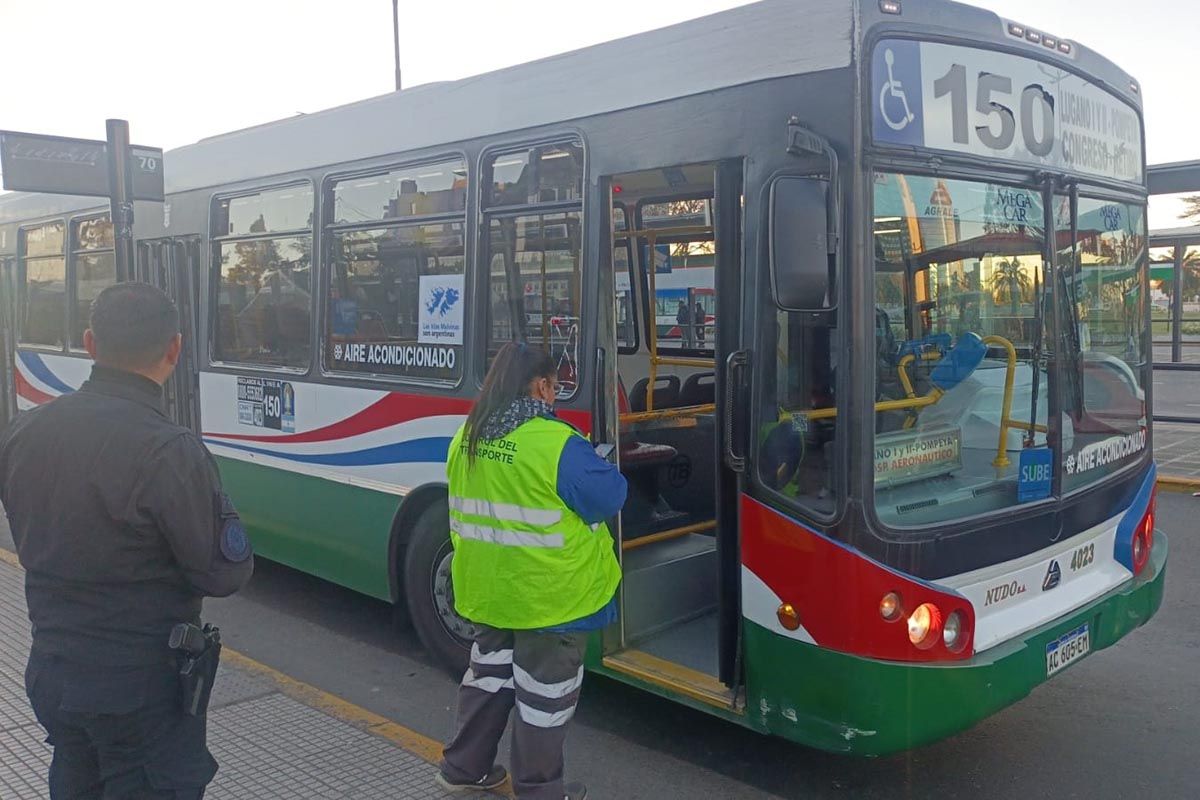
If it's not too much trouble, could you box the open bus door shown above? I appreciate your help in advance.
[135,237,201,433]
[595,160,746,713]
[0,256,15,426]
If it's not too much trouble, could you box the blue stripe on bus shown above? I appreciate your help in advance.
[18,351,76,395]
[203,436,452,467]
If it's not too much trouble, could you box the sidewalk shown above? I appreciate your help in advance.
[0,552,495,799]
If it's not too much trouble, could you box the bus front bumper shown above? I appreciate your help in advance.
[743,532,1168,756]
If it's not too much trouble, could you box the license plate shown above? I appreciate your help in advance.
[1045,623,1090,677]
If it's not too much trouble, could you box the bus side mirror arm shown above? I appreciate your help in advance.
[786,118,839,255]
[772,120,839,311]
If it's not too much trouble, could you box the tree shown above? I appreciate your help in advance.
[990,260,1031,314]
[1182,195,1200,224]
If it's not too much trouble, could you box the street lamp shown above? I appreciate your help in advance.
[392,0,402,91]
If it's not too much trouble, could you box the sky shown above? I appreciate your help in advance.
[1,0,1196,225]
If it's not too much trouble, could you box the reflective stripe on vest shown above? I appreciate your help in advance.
[450,518,564,549]
[449,496,563,527]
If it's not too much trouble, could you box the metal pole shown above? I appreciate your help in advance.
[105,119,135,282]
[1172,241,1184,363]
[392,0,402,91]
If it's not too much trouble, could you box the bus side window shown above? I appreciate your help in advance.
[758,310,837,513]
[18,221,67,349]
[481,141,585,398]
[210,184,315,369]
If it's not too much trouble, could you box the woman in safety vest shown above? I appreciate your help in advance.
[437,341,626,800]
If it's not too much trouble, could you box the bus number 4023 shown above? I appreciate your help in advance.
[933,63,1055,156]
[1070,542,1095,572]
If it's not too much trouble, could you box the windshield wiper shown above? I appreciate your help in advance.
[1025,174,1056,448]
[1061,184,1085,419]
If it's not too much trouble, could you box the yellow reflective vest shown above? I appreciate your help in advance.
[446,415,621,630]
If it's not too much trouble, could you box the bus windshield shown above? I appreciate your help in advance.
[870,173,1147,527]
[1056,196,1149,493]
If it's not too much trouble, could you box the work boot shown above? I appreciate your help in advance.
[435,764,508,793]
[564,782,588,800]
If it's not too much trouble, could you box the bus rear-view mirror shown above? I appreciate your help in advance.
[770,176,832,311]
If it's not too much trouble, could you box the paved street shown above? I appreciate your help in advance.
[2,488,1195,799]
[1152,367,1200,422]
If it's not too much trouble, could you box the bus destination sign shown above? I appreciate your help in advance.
[871,39,1142,184]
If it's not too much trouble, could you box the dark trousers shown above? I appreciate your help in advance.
[441,625,588,800]
[25,651,217,799]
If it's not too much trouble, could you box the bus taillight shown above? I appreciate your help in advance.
[1132,491,1156,576]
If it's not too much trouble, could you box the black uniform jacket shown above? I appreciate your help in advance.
[0,366,253,666]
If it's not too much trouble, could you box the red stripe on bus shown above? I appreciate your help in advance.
[205,392,592,443]
[205,392,474,444]
[741,495,972,662]
[14,368,55,406]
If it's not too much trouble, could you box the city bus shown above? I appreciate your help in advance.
[0,0,1166,755]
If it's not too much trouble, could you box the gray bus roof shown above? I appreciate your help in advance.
[0,0,1145,226]
[0,0,852,224]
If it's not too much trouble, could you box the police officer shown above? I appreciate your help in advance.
[437,341,626,800]
[0,282,254,799]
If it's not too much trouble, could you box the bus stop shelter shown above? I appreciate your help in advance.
[1145,160,1200,482]
[1148,161,1200,425]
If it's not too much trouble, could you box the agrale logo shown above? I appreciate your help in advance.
[1042,559,1062,591]
[425,286,460,316]
[984,579,1027,606]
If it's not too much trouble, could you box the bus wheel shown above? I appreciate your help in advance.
[404,501,472,672]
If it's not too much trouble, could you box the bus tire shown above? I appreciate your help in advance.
[403,500,472,672]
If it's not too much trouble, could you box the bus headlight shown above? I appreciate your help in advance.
[907,603,942,650]
[943,610,966,650]
[879,591,902,621]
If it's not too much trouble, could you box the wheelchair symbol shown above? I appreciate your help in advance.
[879,49,916,132]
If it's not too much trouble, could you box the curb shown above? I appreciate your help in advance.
[1156,476,1200,494]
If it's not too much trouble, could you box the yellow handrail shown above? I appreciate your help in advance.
[897,351,943,399]
[620,403,715,425]
[785,334,1028,472]
[622,520,716,551]
[981,335,1017,469]
[896,350,944,429]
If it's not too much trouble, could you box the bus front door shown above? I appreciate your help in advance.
[597,160,745,711]
[135,237,201,433]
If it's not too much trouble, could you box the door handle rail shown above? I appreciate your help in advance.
[724,349,749,472]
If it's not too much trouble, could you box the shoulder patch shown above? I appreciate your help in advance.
[220,518,251,563]
[216,491,250,562]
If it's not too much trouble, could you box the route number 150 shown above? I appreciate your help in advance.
[933,64,1055,156]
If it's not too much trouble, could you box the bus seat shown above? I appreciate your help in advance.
[930,332,987,392]
[629,375,681,412]
[357,311,388,339]
[679,372,715,406]
[617,375,630,414]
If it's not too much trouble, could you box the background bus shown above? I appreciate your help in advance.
[0,0,1165,756]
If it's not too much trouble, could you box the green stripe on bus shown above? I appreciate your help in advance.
[742,536,1167,756]
[214,456,399,601]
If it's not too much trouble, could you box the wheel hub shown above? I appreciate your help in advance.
[432,548,474,644]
